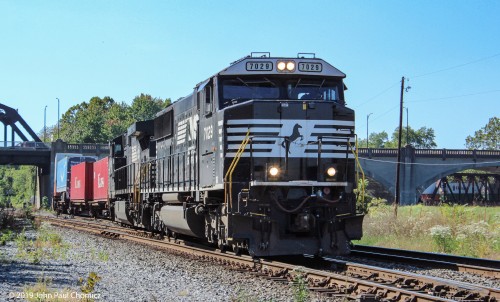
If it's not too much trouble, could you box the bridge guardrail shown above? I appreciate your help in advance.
[66,143,110,154]
[0,141,50,149]
[358,147,500,159]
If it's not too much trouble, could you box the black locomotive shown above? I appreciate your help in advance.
[109,53,363,256]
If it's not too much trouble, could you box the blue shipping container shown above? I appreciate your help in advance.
[56,156,97,195]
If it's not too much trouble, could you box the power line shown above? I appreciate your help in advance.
[411,52,500,79]
[360,157,500,166]
[407,89,500,103]
[353,82,399,109]
[370,105,399,122]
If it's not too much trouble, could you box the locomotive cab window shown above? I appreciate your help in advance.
[199,85,213,116]
[204,85,213,115]
[221,77,280,107]
[219,76,344,108]
[287,78,343,103]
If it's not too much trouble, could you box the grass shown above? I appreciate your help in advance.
[23,272,101,302]
[353,204,500,259]
[88,247,110,262]
[23,274,72,302]
[1,229,15,245]
[15,224,70,264]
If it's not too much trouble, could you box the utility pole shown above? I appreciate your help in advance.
[395,77,405,216]
[366,113,373,149]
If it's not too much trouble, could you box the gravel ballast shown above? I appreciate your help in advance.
[1,218,498,301]
[1,221,298,301]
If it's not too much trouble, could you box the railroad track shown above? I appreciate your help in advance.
[37,215,499,302]
[351,245,500,279]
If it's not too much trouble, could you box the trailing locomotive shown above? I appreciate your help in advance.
[56,53,364,256]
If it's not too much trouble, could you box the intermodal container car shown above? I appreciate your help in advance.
[70,162,94,202]
[93,157,109,202]
[53,153,82,196]
[56,156,97,199]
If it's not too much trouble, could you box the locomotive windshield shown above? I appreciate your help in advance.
[220,76,343,108]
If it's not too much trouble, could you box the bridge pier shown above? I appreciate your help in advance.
[401,146,417,205]
[35,167,51,209]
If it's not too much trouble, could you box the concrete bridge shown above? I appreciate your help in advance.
[358,146,500,204]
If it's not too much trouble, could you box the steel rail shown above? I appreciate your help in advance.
[352,245,500,279]
[37,215,498,302]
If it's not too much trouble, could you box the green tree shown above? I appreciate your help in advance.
[387,126,437,148]
[59,103,87,143]
[60,97,116,143]
[104,102,134,140]
[362,126,437,149]
[465,117,499,150]
[130,94,170,121]
[0,166,36,207]
[58,94,171,144]
[358,131,390,148]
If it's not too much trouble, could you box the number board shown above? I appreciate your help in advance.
[298,62,323,72]
[246,61,273,71]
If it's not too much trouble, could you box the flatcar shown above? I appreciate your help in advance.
[106,53,364,256]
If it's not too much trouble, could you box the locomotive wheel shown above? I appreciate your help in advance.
[218,240,226,252]
[233,245,241,256]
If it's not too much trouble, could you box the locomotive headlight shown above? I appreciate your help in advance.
[277,61,286,71]
[326,167,337,177]
[269,166,280,177]
[286,61,295,71]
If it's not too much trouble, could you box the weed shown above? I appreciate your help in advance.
[15,225,70,264]
[97,250,109,262]
[23,274,79,302]
[292,268,309,302]
[79,271,101,294]
[0,229,14,245]
[455,221,495,257]
[355,205,500,259]
[17,207,34,220]
[0,209,15,229]
[23,274,53,302]
[429,225,455,253]
[232,289,259,302]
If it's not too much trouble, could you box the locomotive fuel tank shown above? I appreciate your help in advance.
[115,200,133,225]
[159,206,205,238]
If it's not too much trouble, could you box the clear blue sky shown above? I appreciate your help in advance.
[1,1,499,148]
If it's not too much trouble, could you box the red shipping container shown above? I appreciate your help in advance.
[93,158,109,202]
[70,162,94,201]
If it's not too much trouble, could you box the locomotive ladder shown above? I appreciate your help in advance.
[224,129,251,210]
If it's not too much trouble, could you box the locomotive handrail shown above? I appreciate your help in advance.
[224,129,251,210]
[348,136,366,211]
